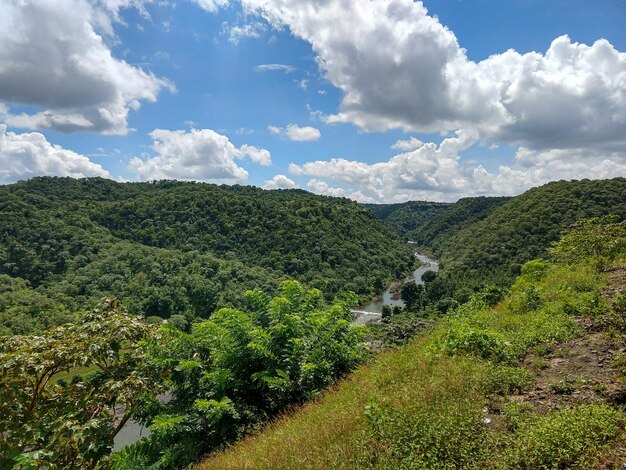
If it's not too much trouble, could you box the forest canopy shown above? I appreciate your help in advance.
[0,177,413,335]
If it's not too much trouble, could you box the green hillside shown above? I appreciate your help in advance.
[0,177,413,335]
[200,218,626,469]
[432,178,626,294]
[367,178,626,301]
[364,201,450,239]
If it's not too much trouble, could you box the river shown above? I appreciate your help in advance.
[114,249,438,451]
[351,249,439,325]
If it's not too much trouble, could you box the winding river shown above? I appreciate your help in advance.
[351,249,439,326]
[114,248,438,451]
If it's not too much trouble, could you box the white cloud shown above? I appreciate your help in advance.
[227,21,266,44]
[289,131,626,202]
[0,124,110,183]
[193,0,229,13]
[263,174,299,189]
[268,123,321,141]
[241,0,626,151]
[254,64,296,73]
[306,178,345,197]
[0,0,173,135]
[239,144,271,166]
[391,137,424,151]
[128,128,271,182]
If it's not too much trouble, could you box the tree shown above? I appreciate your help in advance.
[0,299,165,469]
[400,282,423,311]
[421,270,437,284]
[382,304,392,319]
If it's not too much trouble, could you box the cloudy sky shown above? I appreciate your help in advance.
[1,0,625,202]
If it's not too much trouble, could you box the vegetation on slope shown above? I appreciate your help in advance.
[364,201,450,239]
[368,178,626,303]
[201,217,626,469]
[0,282,365,469]
[433,178,626,294]
[0,177,413,335]
[411,196,509,249]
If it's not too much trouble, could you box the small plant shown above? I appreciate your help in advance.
[486,366,534,395]
[505,404,624,469]
[434,320,513,363]
[548,376,575,395]
[528,357,550,370]
[509,285,542,314]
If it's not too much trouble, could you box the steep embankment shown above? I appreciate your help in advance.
[200,219,626,469]
[0,177,413,335]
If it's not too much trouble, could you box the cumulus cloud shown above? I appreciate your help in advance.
[254,64,296,73]
[241,0,626,151]
[128,128,271,182]
[268,124,321,141]
[306,178,345,198]
[289,131,626,202]
[0,0,173,134]
[391,137,424,151]
[263,174,299,189]
[0,124,110,183]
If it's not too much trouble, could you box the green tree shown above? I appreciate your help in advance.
[0,299,165,469]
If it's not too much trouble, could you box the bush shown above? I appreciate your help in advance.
[434,319,513,363]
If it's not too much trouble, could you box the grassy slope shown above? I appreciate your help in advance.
[201,253,626,468]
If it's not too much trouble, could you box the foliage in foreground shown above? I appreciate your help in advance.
[112,281,365,469]
[202,217,626,469]
[0,300,164,469]
[0,280,365,469]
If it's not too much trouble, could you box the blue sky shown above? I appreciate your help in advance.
[0,0,625,202]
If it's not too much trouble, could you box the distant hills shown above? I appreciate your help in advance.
[369,178,626,296]
[0,177,413,335]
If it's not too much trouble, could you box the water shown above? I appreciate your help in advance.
[113,391,170,452]
[352,250,438,325]
[113,420,150,452]
[114,253,439,448]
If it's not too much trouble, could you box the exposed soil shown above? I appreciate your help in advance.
[487,266,626,466]
[500,266,626,413]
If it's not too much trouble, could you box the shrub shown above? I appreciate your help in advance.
[434,319,513,363]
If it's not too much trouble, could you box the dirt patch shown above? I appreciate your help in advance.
[603,266,626,300]
[500,266,626,413]
[509,329,626,413]
[484,265,626,462]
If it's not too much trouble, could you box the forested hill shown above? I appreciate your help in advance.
[363,201,450,238]
[435,178,626,292]
[367,178,626,299]
[0,177,413,335]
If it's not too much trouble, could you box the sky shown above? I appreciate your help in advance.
[0,0,625,202]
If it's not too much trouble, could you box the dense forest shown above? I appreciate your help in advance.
[2,176,626,469]
[0,177,413,335]
[364,201,450,238]
[371,178,626,301]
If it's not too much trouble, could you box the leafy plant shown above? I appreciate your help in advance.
[0,299,165,469]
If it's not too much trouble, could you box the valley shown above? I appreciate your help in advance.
[1,177,625,469]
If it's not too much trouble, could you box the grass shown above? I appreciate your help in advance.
[200,256,625,469]
[52,365,98,383]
